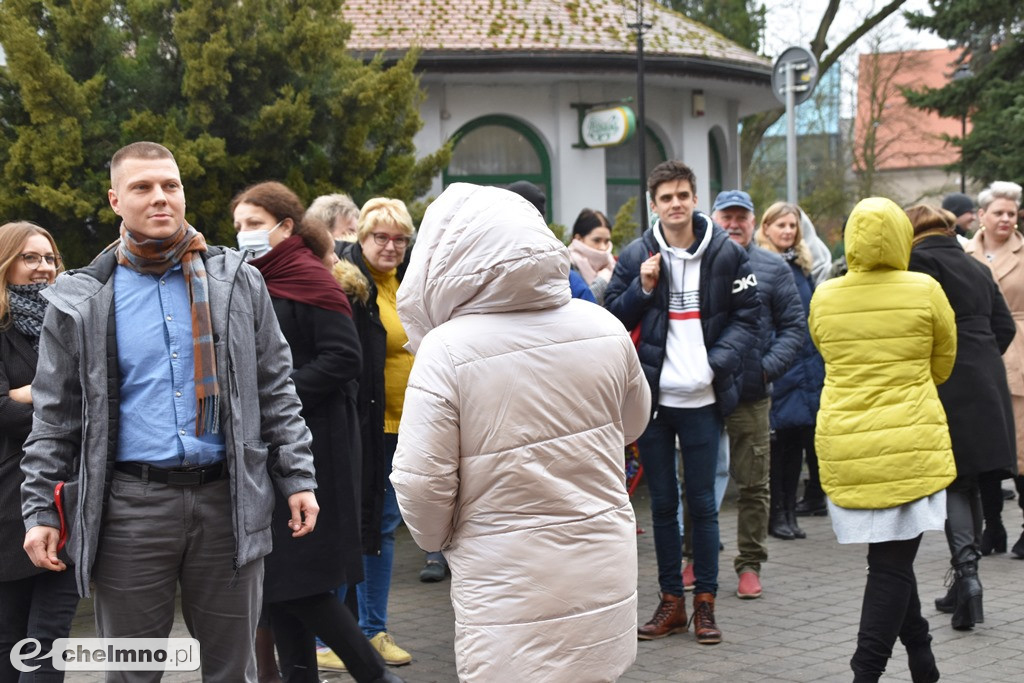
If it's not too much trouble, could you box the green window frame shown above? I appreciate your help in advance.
[443,115,552,221]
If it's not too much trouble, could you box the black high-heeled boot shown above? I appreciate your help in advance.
[934,580,956,614]
[980,523,1006,556]
[950,561,983,630]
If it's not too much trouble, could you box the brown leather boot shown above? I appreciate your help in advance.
[637,592,688,640]
[690,592,722,644]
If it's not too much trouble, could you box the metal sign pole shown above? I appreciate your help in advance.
[786,63,798,205]
[771,47,819,207]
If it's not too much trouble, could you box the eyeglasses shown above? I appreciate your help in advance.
[371,233,410,248]
[21,253,62,269]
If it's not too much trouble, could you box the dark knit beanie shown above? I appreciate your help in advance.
[506,181,546,217]
[941,192,974,218]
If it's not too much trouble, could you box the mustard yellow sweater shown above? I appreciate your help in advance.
[368,263,414,433]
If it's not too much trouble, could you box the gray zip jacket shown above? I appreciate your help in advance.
[20,245,316,596]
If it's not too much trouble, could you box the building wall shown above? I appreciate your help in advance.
[868,166,979,206]
[414,75,741,226]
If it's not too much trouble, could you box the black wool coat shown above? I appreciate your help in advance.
[336,241,408,556]
[261,296,364,603]
[0,328,43,581]
[909,234,1018,477]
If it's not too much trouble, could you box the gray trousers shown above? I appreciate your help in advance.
[92,472,262,683]
[724,398,771,575]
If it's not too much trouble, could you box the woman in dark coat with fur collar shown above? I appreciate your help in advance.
[907,204,1017,631]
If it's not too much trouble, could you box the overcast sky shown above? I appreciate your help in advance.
[761,0,947,59]
[759,0,950,117]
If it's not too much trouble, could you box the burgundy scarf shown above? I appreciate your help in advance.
[251,235,352,315]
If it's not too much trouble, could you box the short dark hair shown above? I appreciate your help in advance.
[230,181,334,264]
[572,209,611,238]
[647,160,697,199]
[110,142,175,185]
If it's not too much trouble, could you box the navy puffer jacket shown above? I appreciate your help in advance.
[604,214,760,418]
[737,244,806,402]
[769,261,824,429]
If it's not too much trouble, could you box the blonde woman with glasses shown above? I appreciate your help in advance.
[329,198,416,671]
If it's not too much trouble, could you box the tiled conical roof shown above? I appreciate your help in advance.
[342,0,768,72]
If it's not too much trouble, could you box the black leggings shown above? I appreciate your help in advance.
[265,593,384,683]
[979,473,1024,529]
[851,535,931,682]
[770,426,813,511]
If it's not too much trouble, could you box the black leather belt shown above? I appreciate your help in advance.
[114,461,227,486]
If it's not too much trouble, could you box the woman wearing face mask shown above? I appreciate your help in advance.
[568,209,616,305]
[0,222,79,683]
[755,203,825,539]
[965,181,1024,558]
[230,182,403,683]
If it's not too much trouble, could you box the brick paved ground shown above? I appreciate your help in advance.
[64,482,1024,682]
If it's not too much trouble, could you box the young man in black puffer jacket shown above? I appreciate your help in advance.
[605,161,759,645]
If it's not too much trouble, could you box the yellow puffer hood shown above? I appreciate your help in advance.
[845,197,912,273]
[397,183,571,353]
[809,197,957,509]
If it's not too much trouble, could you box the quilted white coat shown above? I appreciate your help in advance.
[392,184,651,682]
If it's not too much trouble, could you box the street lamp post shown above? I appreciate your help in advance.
[628,1,652,230]
[952,63,973,194]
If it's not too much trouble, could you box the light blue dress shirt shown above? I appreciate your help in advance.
[114,263,225,466]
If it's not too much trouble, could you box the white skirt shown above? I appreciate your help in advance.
[828,490,947,545]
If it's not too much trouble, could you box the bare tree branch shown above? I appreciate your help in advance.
[740,0,910,178]
[811,0,842,57]
[818,0,908,74]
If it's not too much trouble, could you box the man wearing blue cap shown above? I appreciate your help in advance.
[605,161,760,645]
[712,190,805,600]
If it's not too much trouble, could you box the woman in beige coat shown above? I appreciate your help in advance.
[965,180,1024,558]
[391,183,651,682]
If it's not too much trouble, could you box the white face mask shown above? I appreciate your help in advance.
[236,220,283,260]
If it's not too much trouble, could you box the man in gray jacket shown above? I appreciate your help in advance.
[21,142,318,682]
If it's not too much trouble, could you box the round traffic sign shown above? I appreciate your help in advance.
[771,46,819,106]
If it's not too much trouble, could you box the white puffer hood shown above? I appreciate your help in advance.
[397,183,572,353]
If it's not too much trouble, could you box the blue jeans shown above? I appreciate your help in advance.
[638,404,721,596]
[355,433,402,638]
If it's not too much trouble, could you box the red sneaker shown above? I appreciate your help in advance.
[736,571,762,599]
[682,563,695,591]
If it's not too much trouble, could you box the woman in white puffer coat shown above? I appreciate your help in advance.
[391,183,651,683]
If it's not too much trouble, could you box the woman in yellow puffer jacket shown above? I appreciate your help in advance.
[809,197,957,683]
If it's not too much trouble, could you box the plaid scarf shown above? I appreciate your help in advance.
[7,282,49,349]
[115,222,220,435]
